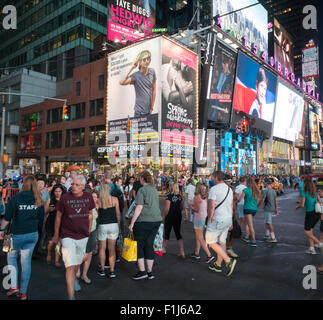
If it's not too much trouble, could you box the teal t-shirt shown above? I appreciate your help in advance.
[301,191,318,212]
[243,187,258,211]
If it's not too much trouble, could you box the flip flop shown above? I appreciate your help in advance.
[177,254,186,259]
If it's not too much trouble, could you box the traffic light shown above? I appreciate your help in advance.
[241,119,248,133]
[126,117,131,133]
[62,105,69,120]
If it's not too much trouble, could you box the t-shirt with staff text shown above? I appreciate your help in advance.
[57,192,95,240]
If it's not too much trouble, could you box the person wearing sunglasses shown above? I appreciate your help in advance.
[52,175,95,300]
[120,50,156,116]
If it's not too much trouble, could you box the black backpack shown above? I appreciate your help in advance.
[111,185,124,213]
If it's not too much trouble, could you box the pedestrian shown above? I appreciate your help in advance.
[179,175,184,194]
[64,170,78,192]
[52,175,95,300]
[206,171,237,276]
[79,189,99,284]
[129,171,162,280]
[97,182,120,279]
[189,183,214,263]
[57,176,68,193]
[185,178,196,222]
[261,178,278,243]
[296,179,323,254]
[317,188,323,247]
[0,184,5,217]
[237,177,262,247]
[45,184,65,267]
[0,176,44,300]
[234,176,249,240]
[124,177,135,209]
[162,183,186,259]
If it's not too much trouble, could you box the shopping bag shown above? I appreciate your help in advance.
[116,233,124,255]
[153,223,164,256]
[122,232,137,262]
[315,201,323,214]
[125,201,136,219]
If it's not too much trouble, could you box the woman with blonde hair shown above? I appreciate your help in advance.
[189,183,214,263]
[238,177,262,247]
[0,175,44,300]
[162,182,185,258]
[97,182,120,278]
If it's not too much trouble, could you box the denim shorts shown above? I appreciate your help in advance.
[237,204,244,219]
[193,219,206,230]
[244,209,257,217]
[205,219,232,245]
[264,211,274,225]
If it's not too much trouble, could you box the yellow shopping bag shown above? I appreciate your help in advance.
[122,232,137,262]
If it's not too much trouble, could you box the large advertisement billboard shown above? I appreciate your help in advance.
[107,37,161,143]
[232,52,277,136]
[201,33,237,124]
[309,107,321,150]
[161,37,198,147]
[108,0,156,43]
[273,81,304,142]
[274,18,294,74]
[213,0,268,57]
[295,101,310,148]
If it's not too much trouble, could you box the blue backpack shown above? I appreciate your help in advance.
[0,202,4,215]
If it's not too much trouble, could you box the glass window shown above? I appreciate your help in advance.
[76,81,81,96]
[89,125,106,146]
[46,131,62,149]
[47,107,63,124]
[98,74,104,91]
[66,128,85,147]
[20,134,41,150]
[89,99,104,117]
[8,109,19,125]
[22,112,42,131]
[67,103,85,121]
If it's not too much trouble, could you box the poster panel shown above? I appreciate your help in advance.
[108,0,156,43]
[161,37,198,147]
[273,80,304,142]
[107,37,161,143]
[309,107,321,150]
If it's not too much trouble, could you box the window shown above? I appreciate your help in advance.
[47,108,63,124]
[8,110,19,125]
[20,134,41,150]
[22,112,42,131]
[67,103,86,121]
[10,84,21,104]
[46,131,62,149]
[89,125,106,145]
[66,128,85,147]
[76,81,81,96]
[98,74,104,91]
[90,99,104,117]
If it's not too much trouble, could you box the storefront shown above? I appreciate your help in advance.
[312,151,323,173]
[259,140,300,175]
[18,158,40,175]
[48,161,91,175]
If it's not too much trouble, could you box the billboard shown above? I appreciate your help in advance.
[232,52,277,137]
[201,33,237,124]
[274,18,294,74]
[213,0,268,57]
[295,100,310,148]
[107,37,161,143]
[273,80,304,142]
[108,0,156,43]
[107,36,198,153]
[309,107,321,150]
[161,37,198,147]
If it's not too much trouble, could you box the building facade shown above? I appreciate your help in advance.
[17,57,106,175]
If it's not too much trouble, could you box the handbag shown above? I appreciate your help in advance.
[230,218,242,239]
[122,231,137,262]
[116,233,124,255]
[205,186,230,226]
[125,201,136,219]
[153,223,164,256]
[2,197,17,253]
[315,201,323,214]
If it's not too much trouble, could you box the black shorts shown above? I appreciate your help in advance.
[320,219,323,233]
[304,211,321,231]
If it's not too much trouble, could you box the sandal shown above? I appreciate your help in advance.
[177,253,186,259]
[81,276,92,284]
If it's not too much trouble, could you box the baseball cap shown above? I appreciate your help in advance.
[265,178,274,185]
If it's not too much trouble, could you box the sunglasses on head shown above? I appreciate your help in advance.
[142,56,151,62]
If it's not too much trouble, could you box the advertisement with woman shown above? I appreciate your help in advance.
[309,108,321,150]
[161,38,198,147]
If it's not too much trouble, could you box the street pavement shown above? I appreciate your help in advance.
[0,188,322,300]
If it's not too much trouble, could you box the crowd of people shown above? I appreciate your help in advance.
[0,169,322,300]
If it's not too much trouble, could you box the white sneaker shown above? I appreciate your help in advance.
[227,248,239,258]
[314,243,323,249]
[305,247,317,255]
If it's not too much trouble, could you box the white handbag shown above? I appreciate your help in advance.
[315,201,323,214]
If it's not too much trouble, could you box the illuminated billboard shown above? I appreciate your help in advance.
[108,0,156,43]
[309,106,321,150]
[213,0,268,57]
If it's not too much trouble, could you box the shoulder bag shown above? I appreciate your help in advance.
[205,186,230,226]
[2,197,17,253]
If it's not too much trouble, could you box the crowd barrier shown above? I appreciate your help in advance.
[2,188,20,204]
